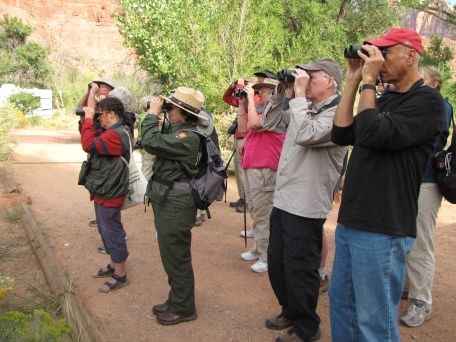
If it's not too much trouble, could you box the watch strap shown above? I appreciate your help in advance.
[359,83,377,94]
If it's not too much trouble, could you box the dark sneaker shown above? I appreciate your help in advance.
[319,275,329,294]
[229,198,243,207]
[266,313,293,330]
[400,299,432,327]
[275,327,321,341]
[157,311,197,325]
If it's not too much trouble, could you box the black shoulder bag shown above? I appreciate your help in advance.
[78,152,94,186]
[433,116,456,203]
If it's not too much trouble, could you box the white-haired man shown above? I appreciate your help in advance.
[263,58,347,341]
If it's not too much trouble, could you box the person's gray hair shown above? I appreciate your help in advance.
[108,87,133,111]
[140,95,155,112]
[332,80,339,93]
[322,72,339,94]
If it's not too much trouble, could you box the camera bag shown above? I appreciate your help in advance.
[78,153,93,186]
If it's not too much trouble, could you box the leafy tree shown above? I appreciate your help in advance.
[116,0,423,112]
[421,35,455,106]
[0,15,51,88]
[404,0,456,26]
[116,0,456,159]
[0,15,32,51]
[422,35,453,66]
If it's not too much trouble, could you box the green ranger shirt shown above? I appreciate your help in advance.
[141,114,200,208]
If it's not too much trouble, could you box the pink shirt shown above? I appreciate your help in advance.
[241,128,285,171]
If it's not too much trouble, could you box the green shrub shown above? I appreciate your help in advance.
[0,15,51,88]
[0,103,17,160]
[13,109,30,129]
[8,92,40,115]
[0,274,14,300]
[36,110,78,130]
[0,309,70,341]
[51,67,96,111]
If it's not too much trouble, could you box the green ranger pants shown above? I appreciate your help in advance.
[152,202,197,316]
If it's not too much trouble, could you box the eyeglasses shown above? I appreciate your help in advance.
[309,75,329,80]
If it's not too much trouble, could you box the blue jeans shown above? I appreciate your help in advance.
[329,224,415,342]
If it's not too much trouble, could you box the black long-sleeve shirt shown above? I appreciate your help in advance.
[331,80,445,237]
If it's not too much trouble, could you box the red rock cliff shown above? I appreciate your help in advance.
[0,0,134,73]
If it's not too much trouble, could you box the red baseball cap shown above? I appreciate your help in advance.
[365,28,424,55]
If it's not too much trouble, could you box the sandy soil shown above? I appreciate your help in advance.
[4,129,456,341]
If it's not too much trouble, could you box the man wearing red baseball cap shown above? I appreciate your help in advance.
[329,27,445,341]
[364,27,424,55]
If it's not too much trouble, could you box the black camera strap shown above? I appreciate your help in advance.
[309,95,341,115]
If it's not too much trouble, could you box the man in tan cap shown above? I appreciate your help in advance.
[262,58,347,341]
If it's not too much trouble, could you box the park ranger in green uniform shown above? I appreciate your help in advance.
[140,87,206,326]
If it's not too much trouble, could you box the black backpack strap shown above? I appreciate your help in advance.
[150,175,174,203]
[176,129,205,179]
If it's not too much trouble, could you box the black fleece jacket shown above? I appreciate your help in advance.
[332,79,445,237]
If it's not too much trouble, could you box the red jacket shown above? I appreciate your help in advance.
[222,85,260,139]
[81,118,127,207]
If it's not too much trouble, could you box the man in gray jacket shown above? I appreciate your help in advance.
[263,58,347,342]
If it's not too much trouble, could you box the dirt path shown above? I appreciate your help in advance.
[8,129,456,341]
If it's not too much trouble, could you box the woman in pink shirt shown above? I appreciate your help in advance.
[240,78,285,273]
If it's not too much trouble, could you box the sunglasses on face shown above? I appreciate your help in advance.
[162,102,174,111]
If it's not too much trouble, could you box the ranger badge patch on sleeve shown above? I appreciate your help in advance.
[176,131,188,139]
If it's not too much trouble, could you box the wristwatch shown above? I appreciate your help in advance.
[358,83,376,94]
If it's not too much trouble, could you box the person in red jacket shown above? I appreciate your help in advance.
[80,88,133,293]
[223,71,276,218]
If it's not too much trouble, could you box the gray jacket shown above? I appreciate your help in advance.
[262,94,347,219]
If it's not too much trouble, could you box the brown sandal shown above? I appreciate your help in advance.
[92,264,114,278]
[98,274,129,293]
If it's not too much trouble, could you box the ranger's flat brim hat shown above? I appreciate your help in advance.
[160,86,207,120]
[195,109,214,136]
[93,76,116,89]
